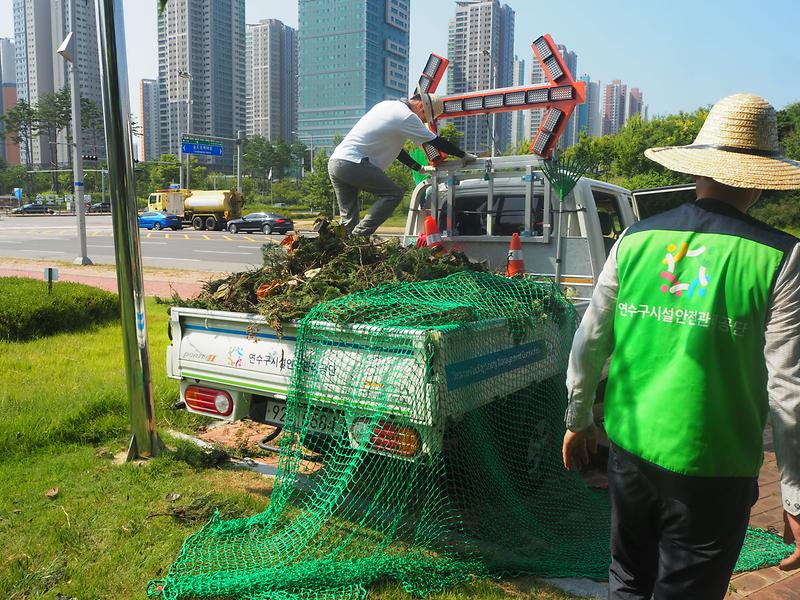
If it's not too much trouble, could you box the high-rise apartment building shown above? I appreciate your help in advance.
[575,75,601,140]
[139,79,160,162]
[627,87,644,121]
[13,0,105,166]
[246,19,298,142]
[158,0,246,170]
[0,37,20,165]
[447,0,514,154]
[509,55,527,148]
[298,0,410,150]
[601,79,627,136]
[528,43,577,149]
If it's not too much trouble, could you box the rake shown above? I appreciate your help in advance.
[540,152,597,286]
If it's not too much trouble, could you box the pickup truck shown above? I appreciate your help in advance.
[167,156,694,458]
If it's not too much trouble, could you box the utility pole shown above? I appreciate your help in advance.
[236,130,243,193]
[180,71,192,189]
[58,19,92,265]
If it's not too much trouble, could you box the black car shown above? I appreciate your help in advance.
[89,202,111,213]
[226,212,294,235]
[11,203,55,215]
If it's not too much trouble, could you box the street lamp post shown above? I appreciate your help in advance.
[57,15,92,265]
[292,131,315,173]
[179,70,192,189]
[482,49,498,157]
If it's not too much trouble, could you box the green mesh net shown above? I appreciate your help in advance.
[150,272,793,599]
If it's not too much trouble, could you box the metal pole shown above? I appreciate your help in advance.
[63,7,91,266]
[185,76,191,190]
[309,134,315,173]
[101,168,105,203]
[236,129,243,193]
[95,0,159,459]
[178,99,183,189]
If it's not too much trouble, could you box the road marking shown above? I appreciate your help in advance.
[91,245,115,248]
[237,245,262,249]
[244,236,256,242]
[146,233,152,238]
[141,241,168,245]
[183,234,189,240]
[202,235,210,240]
[164,234,170,239]
[0,241,23,244]
[195,250,251,255]
[223,235,233,241]
[143,256,200,262]
[21,250,65,254]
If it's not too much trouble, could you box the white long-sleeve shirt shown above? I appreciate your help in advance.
[566,236,800,516]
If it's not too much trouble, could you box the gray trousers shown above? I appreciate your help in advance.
[327,157,403,236]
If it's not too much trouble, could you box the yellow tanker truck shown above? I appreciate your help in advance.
[147,188,245,231]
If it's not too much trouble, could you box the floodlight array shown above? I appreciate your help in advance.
[440,85,577,116]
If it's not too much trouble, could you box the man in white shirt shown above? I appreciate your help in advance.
[328,86,475,236]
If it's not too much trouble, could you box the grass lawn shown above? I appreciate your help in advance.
[0,295,581,599]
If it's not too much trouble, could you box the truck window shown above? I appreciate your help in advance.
[438,195,487,236]
[592,189,625,257]
[494,195,525,236]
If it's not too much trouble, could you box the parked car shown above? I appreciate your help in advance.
[89,202,111,213]
[138,211,182,230]
[226,212,294,235]
[11,203,55,215]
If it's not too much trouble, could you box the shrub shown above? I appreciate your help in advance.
[0,277,119,341]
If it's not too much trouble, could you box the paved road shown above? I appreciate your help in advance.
[0,214,276,272]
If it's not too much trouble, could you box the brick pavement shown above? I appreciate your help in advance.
[0,263,205,298]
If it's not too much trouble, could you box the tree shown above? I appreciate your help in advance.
[149,154,180,190]
[438,122,463,145]
[273,139,293,179]
[0,100,38,170]
[37,87,72,190]
[302,149,336,215]
[80,97,105,156]
[243,135,274,192]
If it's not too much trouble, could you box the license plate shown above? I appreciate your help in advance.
[265,399,342,436]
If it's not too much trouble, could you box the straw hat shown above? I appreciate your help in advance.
[415,84,444,123]
[645,93,800,190]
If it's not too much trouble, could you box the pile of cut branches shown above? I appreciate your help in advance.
[168,220,486,332]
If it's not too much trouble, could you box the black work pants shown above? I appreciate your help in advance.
[607,444,758,600]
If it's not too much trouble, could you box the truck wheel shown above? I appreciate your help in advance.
[153,222,162,230]
[192,216,205,230]
[228,223,238,234]
[262,223,273,235]
[205,216,218,231]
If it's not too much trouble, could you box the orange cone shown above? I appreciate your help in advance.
[424,216,443,250]
[506,232,525,277]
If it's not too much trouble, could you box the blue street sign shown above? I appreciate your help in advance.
[182,142,223,156]
[14,187,22,201]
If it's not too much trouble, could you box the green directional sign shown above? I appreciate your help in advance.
[181,137,224,156]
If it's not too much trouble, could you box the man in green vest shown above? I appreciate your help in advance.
[562,93,800,599]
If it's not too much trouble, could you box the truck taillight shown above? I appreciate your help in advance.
[184,386,233,416]
[351,419,421,457]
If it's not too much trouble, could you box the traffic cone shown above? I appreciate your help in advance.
[424,216,443,250]
[506,232,525,277]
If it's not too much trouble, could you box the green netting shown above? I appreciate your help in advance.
[150,272,793,599]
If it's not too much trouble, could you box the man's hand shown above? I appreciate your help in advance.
[419,165,437,174]
[461,152,478,166]
[780,510,800,571]
[562,423,598,471]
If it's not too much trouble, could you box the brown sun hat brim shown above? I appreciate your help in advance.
[645,146,800,191]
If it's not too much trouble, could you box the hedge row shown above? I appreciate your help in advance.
[0,277,119,341]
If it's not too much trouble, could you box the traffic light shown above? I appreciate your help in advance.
[81,154,98,161]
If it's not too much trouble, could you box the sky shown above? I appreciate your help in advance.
[1,0,798,124]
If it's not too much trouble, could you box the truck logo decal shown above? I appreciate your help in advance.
[445,340,546,391]
[181,351,217,363]
[227,346,244,368]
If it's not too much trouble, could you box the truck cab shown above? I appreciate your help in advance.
[404,156,638,312]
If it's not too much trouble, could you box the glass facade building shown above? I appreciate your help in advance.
[298,0,410,151]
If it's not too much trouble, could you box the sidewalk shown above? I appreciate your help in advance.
[0,259,207,298]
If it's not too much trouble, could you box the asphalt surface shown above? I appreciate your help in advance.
[0,214,276,272]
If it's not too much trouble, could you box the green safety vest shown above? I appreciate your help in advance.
[605,199,797,477]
